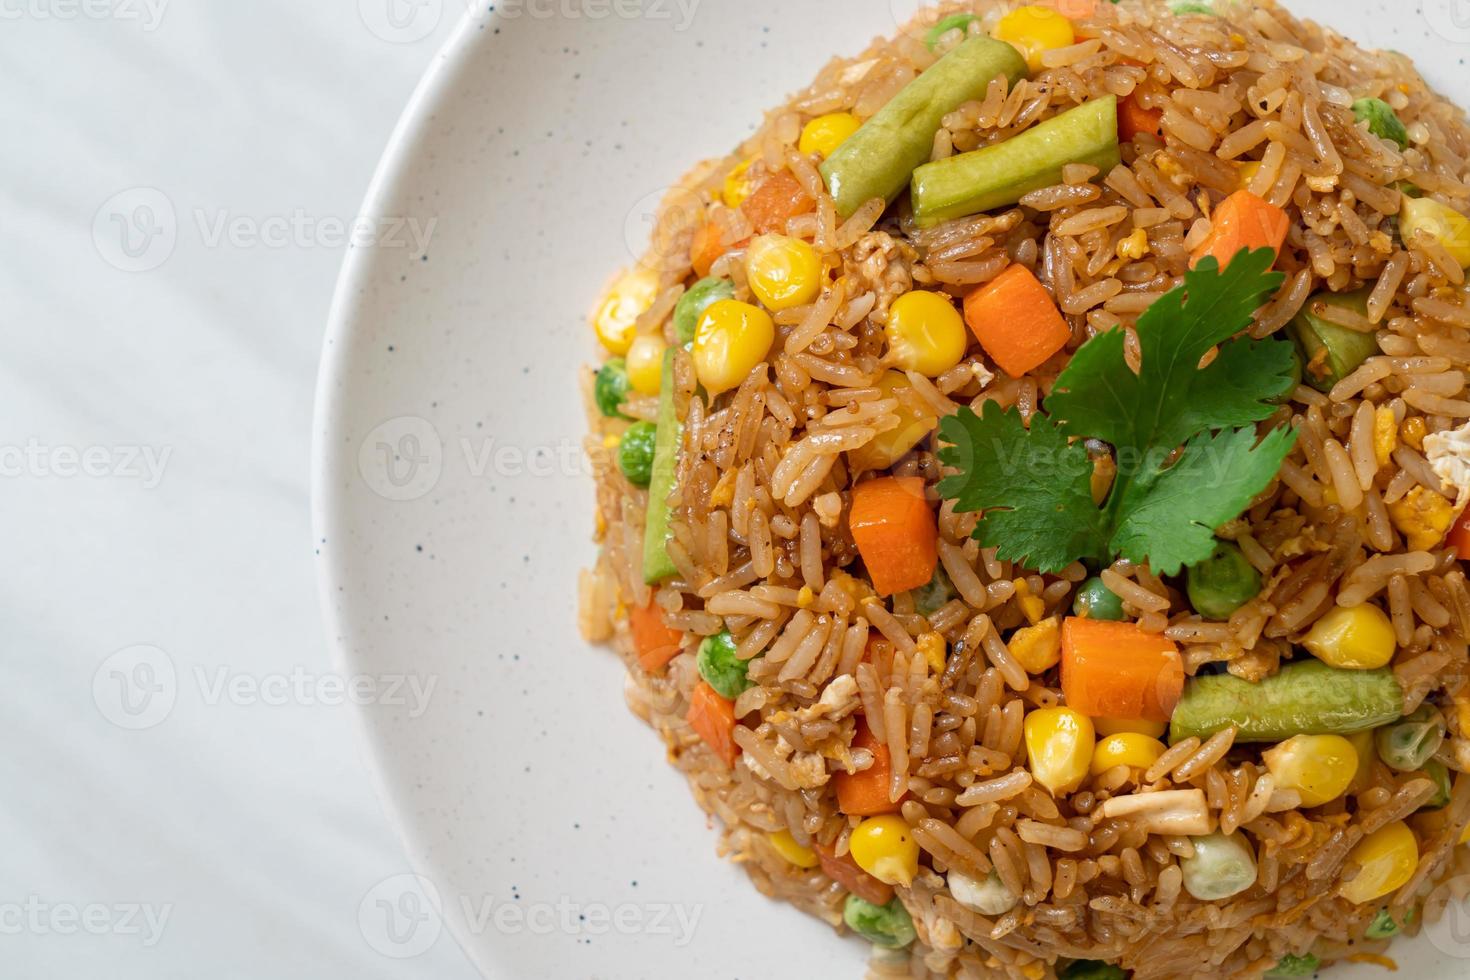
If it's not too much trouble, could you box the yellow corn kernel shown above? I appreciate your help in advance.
[1374,406,1400,466]
[1094,717,1169,739]
[1387,485,1456,551]
[1090,732,1167,776]
[1302,603,1396,670]
[992,5,1075,73]
[1116,228,1150,260]
[799,112,862,160]
[625,334,667,396]
[1019,962,1046,980]
[917,631,947,673]
[1237,161,1263,192]
[796,586,816,609]
[1400,195,1470,269]
[1340,821,1419,904]
[848,815,920,887]
[1009,617,1061,674]
[847,371,939,473]
[602,434,622,450]
[1346,729,1377,793]
[885,290,969,378]
[745,234,823,312]
[1455,694,1470,737]
[592,267,660,355]
[722,159,755,209]
[1024,707,1095,795]
[830,570,876,608]
[1261,734,1359,807]
[768,829,820,869]
[693,299,776,395]
[1400,415,1427,452]
[1012,579,1046,625]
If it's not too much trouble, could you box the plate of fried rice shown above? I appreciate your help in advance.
[317,1,1470,977]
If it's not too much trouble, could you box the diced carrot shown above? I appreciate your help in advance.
[813,841,895,906]
[834,719,906,816]
[963,264,1072,378]
[1060,618,1185,723]
[1190,190,1290,271]
[1118,92,1164,143]
[690,222,727,278]
[686,681,740,767]
[848,477,938,597]
[1448,504,1470,559]
[630,598,684,671]
[740,170,815,236]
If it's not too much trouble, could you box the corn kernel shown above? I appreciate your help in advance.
[847,371,939,473]
[1387,485,1455,551]
[709,470,736,509]
[885,291,969,378]
[1375,406,1400,466]
[1261,734,1359,807]
[796,586,816,609]
[693,299,776,395]
[1013,579,1046,625]
[799,112,862,160]
[1024,707,1095,795]
[593,267,660,355]
[1340,821,1419,904]
[722,159,755,209]
[1347,729,1377,793]
[992,5,1075,73]
[745,234,823,312]
[1400,415,1427,451]
[602,434,622,449]
[1020,962,1046,980]
[1237,161,1263,192]
[1094,717,1169,739]
[1400,195,1470,269]
[768,829,820,868]
[1009,617,1061,674]
[625,334,667,396]
[917,631,947,673]
[1117,228,1150,260]
[1090,732,1167,776]
[1302,603,1396,670]
[848,815,920,887]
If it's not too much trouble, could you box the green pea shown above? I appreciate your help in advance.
[618,421,658,488]
[1351,98,1410,149]
[1073,576,1124,621]
[594,358,631,418]
[842,894,916,950]
[1366,906,1414,940]
[1375,704,1446,772]
[1288,289,1379,393]
[1060,961,1128,980]
[696,630,751,700]
[913,564,956,616]
[672,277,734,346]
[924,13,979,50]
[1186,541,1261,620]
[1419,758,1452,809]
[1266,953,1320,978]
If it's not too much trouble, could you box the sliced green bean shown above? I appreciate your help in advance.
[1375,704,1446,772]
[672,277,734,346]
[1288,289,1379,393]
[1266,953,1320,978]
[925,13,980,50]
[843,895,916,949]
[1060,962,1128,980]
[642,350,681,583]
[1169,659,1404,744]
[1352,97,1410,149]
[820,36,1028,218]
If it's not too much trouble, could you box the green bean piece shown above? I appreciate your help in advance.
[911,96,1121,228]
[1270,347,1303,404]
[1265,953,1320,978]
[1288,289,1379,393]
[696,630,751,699]
[913,564,956,616]
[642,350,681,583]
[594,358,631,418]
[1169,0,1216,13]
[843,895,917,949]
[1352,97,1410,149]
[1179,832,1257,901]
[820,36,1028,218]
[1169,660,1404,744]
[672,277,734,346]
[1420,759,1453,809]
[617,422,658,488]
[1073,576,1125,621]
[1366,906,1414,940]
[1060,961,1128,980]
[1186,541,1261,620]
[1375,704,1447,772]
[925,13,980,50]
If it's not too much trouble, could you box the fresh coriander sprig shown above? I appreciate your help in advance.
[937,248,1298,575]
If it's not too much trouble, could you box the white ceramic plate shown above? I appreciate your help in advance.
[313,3,1470,977]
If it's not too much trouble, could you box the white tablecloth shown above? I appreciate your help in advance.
[2,4,478,976]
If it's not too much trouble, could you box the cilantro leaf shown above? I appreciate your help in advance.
[1047,248,1292,452]
[937,403,1107,572]
[1108,425,1296,574]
